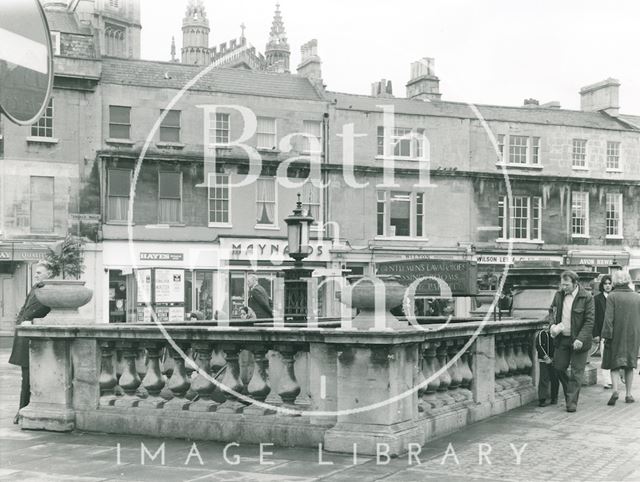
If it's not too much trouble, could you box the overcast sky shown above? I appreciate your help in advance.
[139,0,640,114]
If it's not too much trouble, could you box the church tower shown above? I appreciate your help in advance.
[264,3,290,72]
[181,0,210,65]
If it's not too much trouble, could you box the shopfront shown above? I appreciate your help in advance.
[102,237,333,323]
[565,250,631,274]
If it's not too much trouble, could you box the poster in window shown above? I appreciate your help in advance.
[169,306,185,323]
[155,269,184,303]
[136,269,152,303]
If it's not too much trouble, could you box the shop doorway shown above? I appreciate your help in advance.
[0,274,17,332]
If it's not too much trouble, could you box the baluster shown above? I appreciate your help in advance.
[244,344,275,415]
[494,336,506,392]
[520,333,534,384]
[99,341,118,406]
[447,341,466,402]
[459,348,474,401]
[114,341,142,407]
[421,343,443,409]
[164,342,192,410]
[416,344,429,413]
[138,342,166,409]
[275,345,302,416]
[512,334,526,385]
[189,341,219,412]
[435,341,455,405]
[209,347,227,403]
[161,346,174,380]
[504,335,519,388]
[217,343,246,413]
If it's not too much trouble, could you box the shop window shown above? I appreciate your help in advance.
[107,169,131,222]
[256,177,276,226]
[158,171,182,224]
[109,270,128,323]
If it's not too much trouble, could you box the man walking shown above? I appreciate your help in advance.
[247,274,273,319]
[549,270,594,412]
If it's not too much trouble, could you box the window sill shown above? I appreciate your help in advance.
[605,235,624,240]
[106,138,135,146]
[145,223,186,228]
[26,136,59,144]
[606,168,623,173]
[375,155,425,162]
[257,147,280,153]
[496,238,544,245]
[255,225,280,231]
[106,221,135,225]
[495,163,543,170]
[571,166,590,171]
[156,142,185,149]
[571,234,590,239]
[208,222,233,228]
[374,236,429,242]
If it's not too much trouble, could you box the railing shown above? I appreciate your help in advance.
[18,317,544,455]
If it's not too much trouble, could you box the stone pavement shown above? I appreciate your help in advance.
[0,346,639,482]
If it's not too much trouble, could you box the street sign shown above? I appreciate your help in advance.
[0,0,54,125]
[69,213,101,223]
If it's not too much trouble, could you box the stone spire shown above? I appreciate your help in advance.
[265,3,290,72]
[181,0,210,65]
[170,36,177,62]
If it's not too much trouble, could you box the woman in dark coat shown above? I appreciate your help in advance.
[602,270,640,405]
[593,275,613,387]
[8,261,52,423]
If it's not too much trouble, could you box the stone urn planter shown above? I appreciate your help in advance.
[34,280,94,325]
[340,275,408,330]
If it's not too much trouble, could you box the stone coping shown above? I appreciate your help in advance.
[18,319,545,345]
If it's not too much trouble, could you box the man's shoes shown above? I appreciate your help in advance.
[538,400,548,407]
[550,398,558,405]
[625,395,635,403]
[13,413,19,425]
[566,404,577,413]
[607,392,619,406]
[604,384,612,389]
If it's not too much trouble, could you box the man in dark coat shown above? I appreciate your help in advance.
[548,270,594,412]
[247,274,273,319]
[8,261,52,423]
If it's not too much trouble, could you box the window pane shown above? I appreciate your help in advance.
[509,136,528,164]
[390,191,410,236]
[110,124,130,139]
[108,169,131,196]
[161,110,180,128]
[159,172,181,199]
[110,106,130,124]
[256,177,276,225]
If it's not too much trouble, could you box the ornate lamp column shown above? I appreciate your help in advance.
[283,194,314,323]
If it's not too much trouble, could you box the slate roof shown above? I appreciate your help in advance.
[328,92,639,132]
[101,58,324,101]
[45,10,92,35]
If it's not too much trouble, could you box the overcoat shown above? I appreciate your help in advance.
[601,286,640,369]
[8,284,50,367]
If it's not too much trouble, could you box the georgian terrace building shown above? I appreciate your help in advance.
[326,66,640,315]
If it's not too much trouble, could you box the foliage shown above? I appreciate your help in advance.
[46,235,86,280]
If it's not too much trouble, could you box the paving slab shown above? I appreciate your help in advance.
[0,347,638,481]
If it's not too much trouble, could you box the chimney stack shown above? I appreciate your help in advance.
[579,78,620,116]
[371,79,394,98]
[406,57,441,101]
[540,101,561,109]
[297,39,322,85]
[523,98,539,107]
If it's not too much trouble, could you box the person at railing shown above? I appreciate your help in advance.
[247,274,272,319]
[601,270,640,406]
[535,327,558,407]
[548,270,594,413]
[8,260,52,424]
[592,275,613,388]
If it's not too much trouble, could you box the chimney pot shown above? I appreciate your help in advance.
[523,98,539,107]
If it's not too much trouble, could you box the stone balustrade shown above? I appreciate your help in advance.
[18,318,544,455]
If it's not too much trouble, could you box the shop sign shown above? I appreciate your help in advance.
[218,238,330,262]
[0,246,50,261]
[567,252,630,267]
[376,259,478,296]
[476,254,563,265]
[140,252,184,261]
